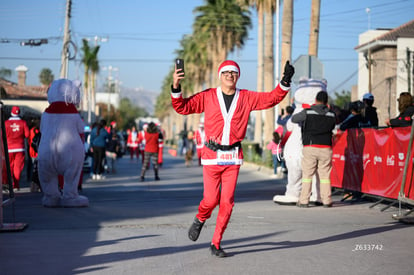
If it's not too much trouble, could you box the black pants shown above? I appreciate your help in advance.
[92,146,106,175]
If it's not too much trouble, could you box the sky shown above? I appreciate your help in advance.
[1,0,414,99]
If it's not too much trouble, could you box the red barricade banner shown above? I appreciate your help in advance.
[331,127,414,200]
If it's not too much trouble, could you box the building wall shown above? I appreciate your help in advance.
[2,99,48,114]
[371,46,397,126]
[96,92,120,109]
[356,30,414,126]
[357,30,389,99]
[396,37,414,109]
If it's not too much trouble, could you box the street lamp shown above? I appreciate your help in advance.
[102,66,119,121]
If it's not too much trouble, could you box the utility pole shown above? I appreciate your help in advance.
[308,0,320,57]
[60,0,71,78]
[407,48,411,94]
[365,48,373,93]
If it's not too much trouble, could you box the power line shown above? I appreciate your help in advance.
[330,68,359,92]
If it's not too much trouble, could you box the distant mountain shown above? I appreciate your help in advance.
[97,86,159,115]
[121,86,159,115]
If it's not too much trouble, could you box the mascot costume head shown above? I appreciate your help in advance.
[38,79,89,207]
[273,78,327,204]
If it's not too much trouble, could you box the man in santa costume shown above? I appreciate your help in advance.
[5,106,29,190]
[194,122,205,166]
[127,126,140,160]
[171,59,294,257]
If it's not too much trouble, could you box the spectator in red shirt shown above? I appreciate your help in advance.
[140,122,160,181]
[5,106,29,190]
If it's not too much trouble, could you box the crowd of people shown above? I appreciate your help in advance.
[3,105,166,193]
[2,59,414,258]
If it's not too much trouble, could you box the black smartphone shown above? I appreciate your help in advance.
[176,59,185,75]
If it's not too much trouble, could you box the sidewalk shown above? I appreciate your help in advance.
[1,151,413,275]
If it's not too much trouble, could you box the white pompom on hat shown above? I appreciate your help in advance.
[218,60,240,79]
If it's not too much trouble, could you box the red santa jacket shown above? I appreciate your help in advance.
[171,84,289,165]
[5,116,29,153]
[127,130,139,148]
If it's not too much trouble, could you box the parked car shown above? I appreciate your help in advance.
[83,127,93,172]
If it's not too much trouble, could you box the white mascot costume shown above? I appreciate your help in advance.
[38,79,89,207]
[273,78,327,205]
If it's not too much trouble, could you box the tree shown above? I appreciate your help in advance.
[81,39,100,124]
[333,90,351,109]
[39,68,54,86]
[117,98,149,130]
[237,0,265,143]
[193,0,252,87]
[156,0,252,141]
[90,51,100,121]
[175,33,209,130]
[0,67,12,79]
[237,0,279,145]
[280,0,293,109]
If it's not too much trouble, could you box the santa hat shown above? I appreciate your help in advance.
[218,60,240,79]
[11,106,20,117]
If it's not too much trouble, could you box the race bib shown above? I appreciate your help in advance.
[216,147,239,165]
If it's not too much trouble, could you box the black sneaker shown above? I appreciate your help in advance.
[188,218,204,241]
[155,176,160,181]
[140,176,145,182]
[210,244,227,258]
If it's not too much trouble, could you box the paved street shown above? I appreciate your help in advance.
[1,150,413,275]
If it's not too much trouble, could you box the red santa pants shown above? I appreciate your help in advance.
[129,146,139,159]
[9,152,25,189]
[196,164,240,247]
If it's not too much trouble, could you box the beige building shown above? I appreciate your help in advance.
[355,20,414,126]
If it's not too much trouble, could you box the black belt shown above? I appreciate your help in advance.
[204,141,241,152]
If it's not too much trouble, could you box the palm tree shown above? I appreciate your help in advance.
[156,0,252,141]
[193,0,252,87]
[39,68,54,87]
[0,68,12,79]
[81,39,100,123]
[178,33,210,130]
[280,0,294,109]
[238,0,277,145]
[90,53,100,121]
[262,0,277,147]
[237,0,264,143]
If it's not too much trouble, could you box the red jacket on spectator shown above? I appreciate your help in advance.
[144,131,159,153]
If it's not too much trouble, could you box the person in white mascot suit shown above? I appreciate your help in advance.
[273,78,327,205]
[38,79,89,207]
